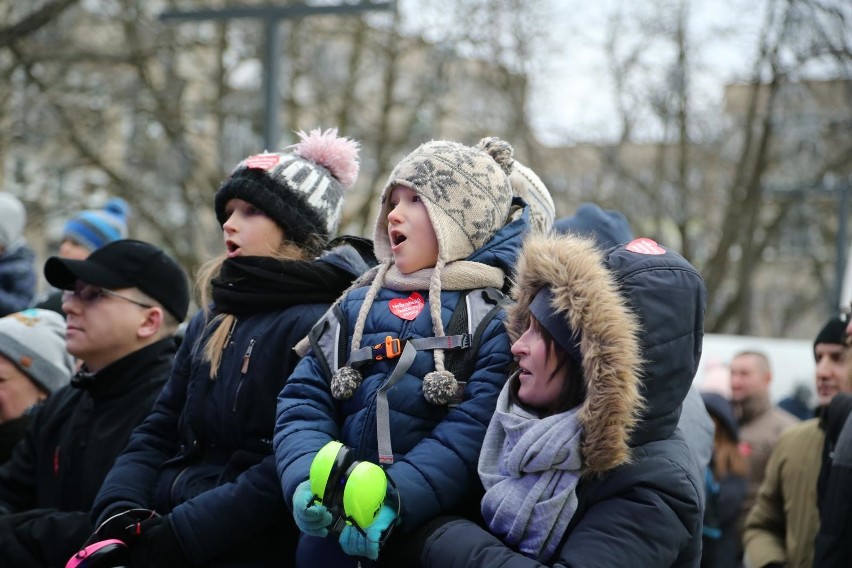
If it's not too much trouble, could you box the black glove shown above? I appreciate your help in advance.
[129,515,189,568]
[92,508,159,544]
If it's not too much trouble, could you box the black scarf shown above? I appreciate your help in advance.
[211,256,354,316]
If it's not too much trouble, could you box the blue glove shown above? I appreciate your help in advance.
[338,504,398,560]
[292,479,333,537]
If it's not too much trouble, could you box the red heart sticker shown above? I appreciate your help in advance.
[389,292,425,320]
[244,153,280,170]
[625,238,666,255]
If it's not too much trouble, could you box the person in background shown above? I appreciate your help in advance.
[90,129,372,567]
[810,307,852,568]
[34,197,130,316]
[553,202,634,249]
[729,349,799,543]
[743,316,850,568]
[700,391,749,568]
[418,233,706,567]
[0,239,189,567]
[0,309,75,463]
[777,383,815,420]
[0,193,36,317]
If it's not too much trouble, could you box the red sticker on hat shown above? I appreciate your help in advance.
[389,292,425,320]
[244,153,280,171]
[625,238,666,255]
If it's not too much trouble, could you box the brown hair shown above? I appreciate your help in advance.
[510,315,586,416]
[711,415,749,478]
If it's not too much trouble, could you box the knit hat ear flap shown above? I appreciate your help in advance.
[421,257,458,405]
[330,261,391,400]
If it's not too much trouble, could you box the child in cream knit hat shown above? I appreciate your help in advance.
[274,137,530,565]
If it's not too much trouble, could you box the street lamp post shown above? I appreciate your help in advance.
[159,2,395,151]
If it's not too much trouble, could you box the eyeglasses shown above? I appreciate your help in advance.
[62,285,154,309]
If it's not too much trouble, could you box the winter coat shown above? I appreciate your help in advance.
[0,338,174,567]
[743,417,824,568]
[735,395,799,531]
[700,391,748,568]
[0,415,30,465]
[813,393,852,568]
[91,245,372,567]
[702,469,748,568]
[419,235,706,568]
[0,242,36,317]
[273,212,525,538]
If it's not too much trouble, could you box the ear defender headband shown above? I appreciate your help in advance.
[310,441,392,534]
[65,540,128,568]
[66,508,158,568]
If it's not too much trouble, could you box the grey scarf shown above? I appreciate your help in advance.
[479,372,584,561]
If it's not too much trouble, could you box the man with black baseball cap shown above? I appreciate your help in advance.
[0,239,189,567]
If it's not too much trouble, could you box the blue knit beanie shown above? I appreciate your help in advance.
[553,203,633,250]
[63,198,130,252]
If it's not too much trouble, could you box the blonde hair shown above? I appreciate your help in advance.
[196,238,313,378]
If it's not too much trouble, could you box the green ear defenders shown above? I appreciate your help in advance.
[310,441,389,534]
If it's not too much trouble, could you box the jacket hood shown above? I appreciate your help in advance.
[604,238,706,446]
[506,233,644,474]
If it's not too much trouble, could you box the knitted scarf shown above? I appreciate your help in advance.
[479,372,584,561]
[350,260,506,293]
[211,256,354,315]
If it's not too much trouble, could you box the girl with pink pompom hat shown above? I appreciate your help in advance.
[87,128,375,567]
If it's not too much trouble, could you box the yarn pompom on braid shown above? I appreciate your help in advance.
[331,366,363,400]
[422,369,458,406]
[291,127,360,190]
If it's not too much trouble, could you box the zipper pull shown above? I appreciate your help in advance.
[53,446,60,476]
[241,339,255,374]
[224,317,238,350]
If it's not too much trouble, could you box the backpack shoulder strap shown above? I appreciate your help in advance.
[445,287,511,405]
[307,302,349,381]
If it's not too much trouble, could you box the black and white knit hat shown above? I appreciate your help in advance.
[331,137,515,405]
[215,128,360,252]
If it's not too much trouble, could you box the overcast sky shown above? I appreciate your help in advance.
[526,0,770,144]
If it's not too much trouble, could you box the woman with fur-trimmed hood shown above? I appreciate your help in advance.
[419,233,705,567]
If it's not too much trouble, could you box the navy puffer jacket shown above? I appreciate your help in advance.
[92,243,373,566]
[274,208,527,534]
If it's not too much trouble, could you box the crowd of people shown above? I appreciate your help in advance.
[0,127,848,568]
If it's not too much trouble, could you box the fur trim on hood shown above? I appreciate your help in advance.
[507,233,645,474]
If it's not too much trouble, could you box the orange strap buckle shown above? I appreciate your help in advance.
[373,336,402,360]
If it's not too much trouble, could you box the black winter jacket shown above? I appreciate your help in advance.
[814,393,852,568]
[92,244,373,567]
[0,338,174,567]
